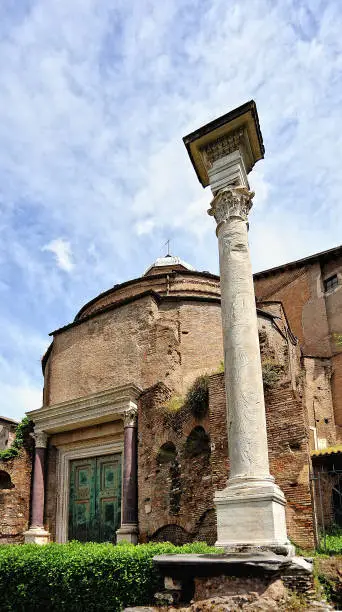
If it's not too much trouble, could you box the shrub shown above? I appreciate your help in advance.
[261,360,283,390]
[185,375,209,418]
[0,541,219,612]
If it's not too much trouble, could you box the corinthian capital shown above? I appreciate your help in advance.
[208,186,254,227]
[123,406,138,428]
[32,428,48,448]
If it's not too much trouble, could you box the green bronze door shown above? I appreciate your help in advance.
[69,454,121,542]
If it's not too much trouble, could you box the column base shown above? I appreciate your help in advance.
[116,524,139,545]
[23,527,50,545]
[214,479,294,557]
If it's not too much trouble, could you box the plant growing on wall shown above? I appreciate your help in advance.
[185,374,209,418]
[0,417,33,462]
[261,359,283,390]
[165,395,184,413]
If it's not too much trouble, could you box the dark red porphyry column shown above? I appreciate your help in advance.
[24,429,50,544]
[116,407,138,544]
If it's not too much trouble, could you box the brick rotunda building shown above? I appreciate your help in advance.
[1,250,341,547]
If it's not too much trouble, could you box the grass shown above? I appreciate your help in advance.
[317,526,342,556]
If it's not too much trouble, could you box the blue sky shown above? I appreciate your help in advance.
[0,0,341,420]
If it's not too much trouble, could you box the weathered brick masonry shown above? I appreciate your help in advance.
[138,372,315,549]
[0,446,33,544]
[254,246,342,437]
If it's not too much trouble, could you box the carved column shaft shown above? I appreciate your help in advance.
[210,187,270,482]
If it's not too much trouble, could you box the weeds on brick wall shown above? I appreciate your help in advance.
[165,395,184,413]
[215,361,225,373]
[262,359,283,390]
[0,417,33,462]
[0,541,219,612]
[185,375,209,418]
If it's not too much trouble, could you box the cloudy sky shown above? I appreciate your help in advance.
[0,0,341,420]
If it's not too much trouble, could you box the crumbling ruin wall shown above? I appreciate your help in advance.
[138,310,315,549]
[0,448,32,544]
[138,373,314,548]
[138,382,215,545]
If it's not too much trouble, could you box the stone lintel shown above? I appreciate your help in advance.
[153,553,312,578]
[183,100,265,188]
[26,384,142,434]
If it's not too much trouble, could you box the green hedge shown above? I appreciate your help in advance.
[0,541,219,611]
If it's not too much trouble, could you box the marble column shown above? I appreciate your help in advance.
[116,407,138,544]
[183,102,292,554]
[24,428,50,544]
[210,186,290,552]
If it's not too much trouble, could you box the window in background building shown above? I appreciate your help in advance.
[324,274,338,292]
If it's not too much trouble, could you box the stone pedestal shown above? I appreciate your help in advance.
[116,408,139,544]
[24,429,50,545]
[153,553,314,608]
[214,480,289,553]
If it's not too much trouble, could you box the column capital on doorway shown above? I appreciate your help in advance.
[122,406,138,428]
[31,427,48,448]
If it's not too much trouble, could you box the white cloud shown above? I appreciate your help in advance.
[0,323,46,420]
[42,238,74,272]
[0,0,341,417]
[0,382,42,421]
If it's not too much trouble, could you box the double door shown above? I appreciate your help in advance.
[69,453,121,543]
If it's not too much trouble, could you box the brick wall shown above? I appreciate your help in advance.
[255,264,331,357]
[138,372,314,549]
[303,357,336,450]
[255,259,342,433]
[76,270,221,320]
[46,295,224,406]
[0,447,33,544]
[254,267,310,349]
[331,353,342,439]
[138,382,216,544]
[265,385,314,548]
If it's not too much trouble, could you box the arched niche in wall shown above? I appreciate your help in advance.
[185,426,211,458]
[150,524,190,545]
[155,441,181,515]
[0,470,14,489]
[156,441,176,465]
